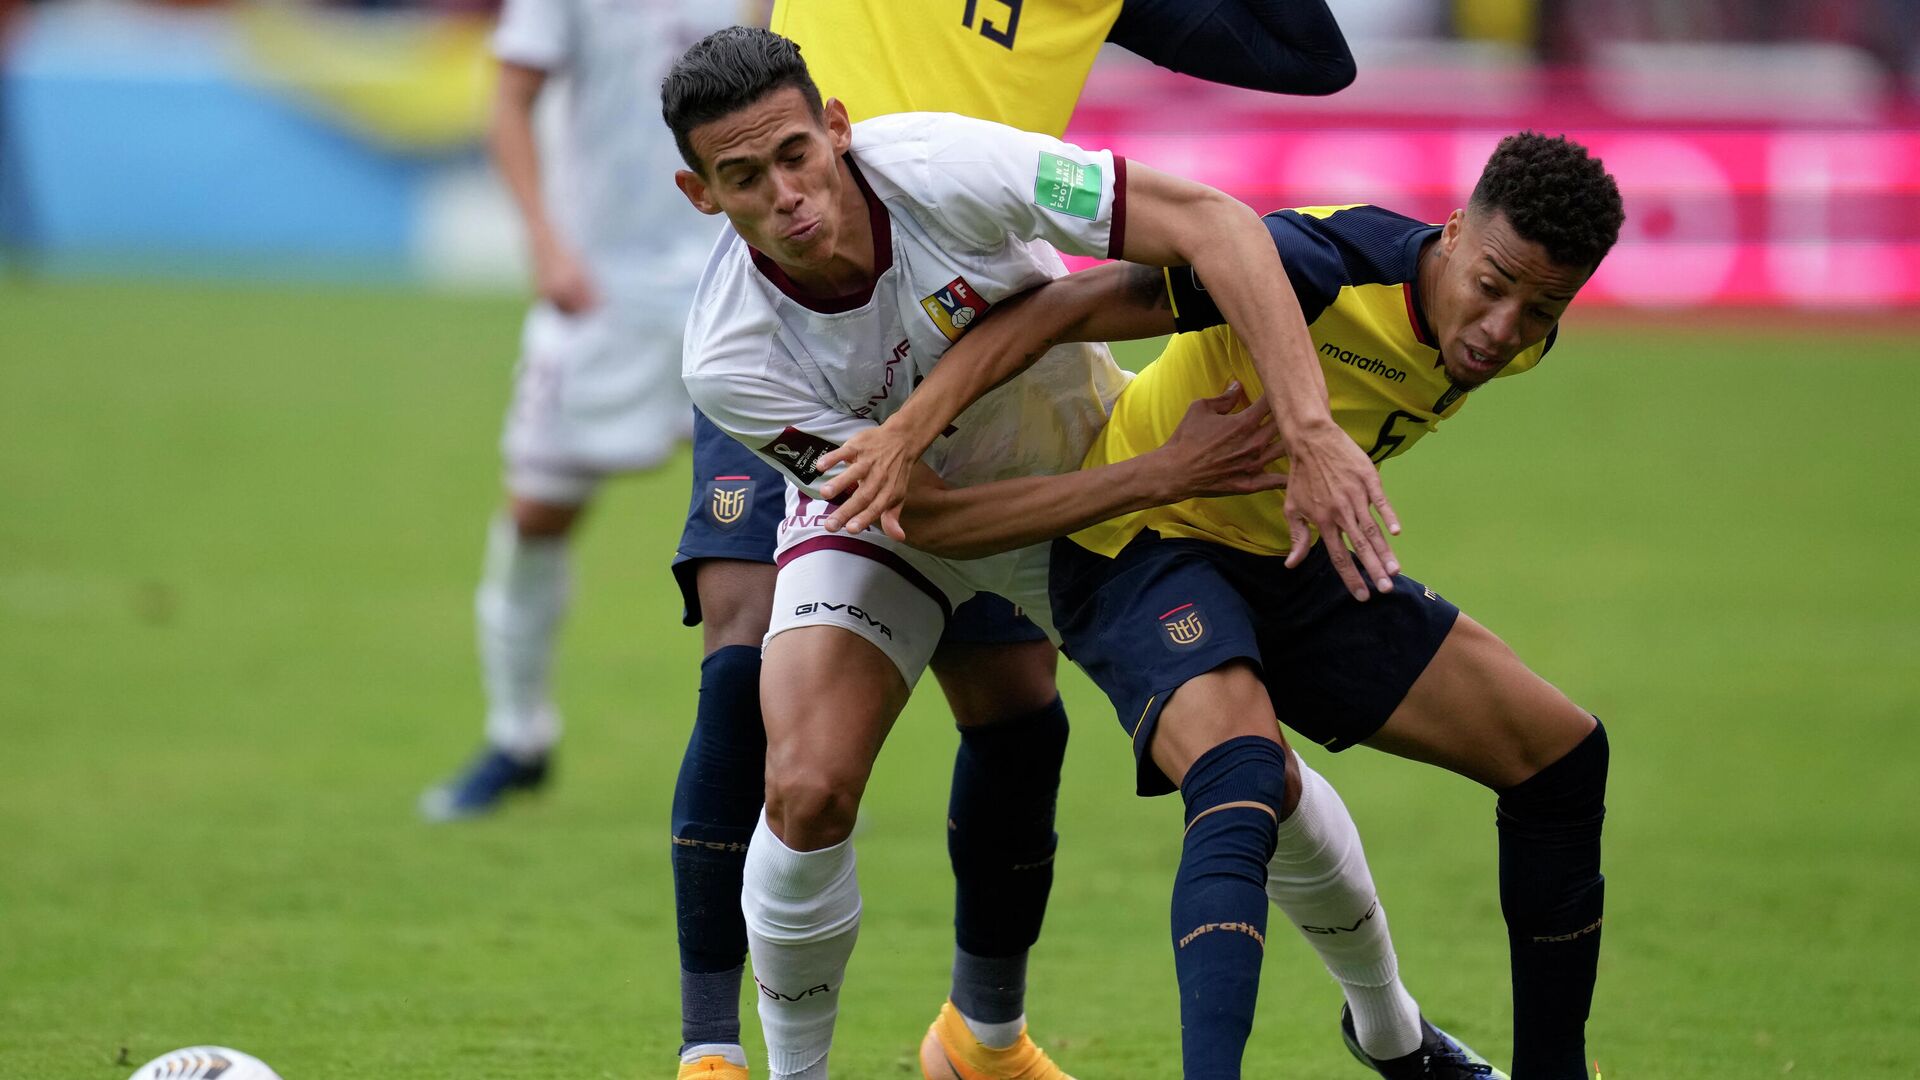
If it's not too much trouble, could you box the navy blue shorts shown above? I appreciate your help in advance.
[1048,531,1460,796]
[672,409,1047,645]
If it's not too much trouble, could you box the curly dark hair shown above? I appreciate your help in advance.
[1468,131,1624,271]
[661,27,824,173]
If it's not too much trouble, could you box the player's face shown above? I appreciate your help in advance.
[1426,209,1590,388]
[676,88,855,276]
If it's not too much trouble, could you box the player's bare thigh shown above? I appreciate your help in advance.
[1363,613,1595,790]
[693,559,777,655]
[929,638,1060,729]
[1152,660,1303,812]
[759,623,910,850]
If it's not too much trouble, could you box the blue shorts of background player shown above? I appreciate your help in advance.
[663,408,1061,1067]
[1047,530,1460,796]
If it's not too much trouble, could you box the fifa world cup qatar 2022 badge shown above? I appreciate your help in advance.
[920,276,991,342]
[706,476,756,532]
[1159,602,1208,650]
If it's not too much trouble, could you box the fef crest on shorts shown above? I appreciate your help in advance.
[1160,602,1208,650]
[920,277,991,342]
[706,476,756,532]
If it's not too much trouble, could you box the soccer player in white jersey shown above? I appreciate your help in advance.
[419,0,733,819]
[662,28,1423,1080]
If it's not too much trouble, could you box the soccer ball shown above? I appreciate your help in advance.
[127,1047,282,1080]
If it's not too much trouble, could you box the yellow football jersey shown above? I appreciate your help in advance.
[770,0,1123,134]
[1074,204,1553,559]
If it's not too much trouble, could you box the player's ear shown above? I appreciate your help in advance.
[1441,208,1467,254]
[676,169,723,216]
[823,97,852,153]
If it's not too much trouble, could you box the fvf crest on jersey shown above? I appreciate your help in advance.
[920,276,992,341]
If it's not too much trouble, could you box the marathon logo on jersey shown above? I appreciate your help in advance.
[761,427,840,485]
[705,476,756,532]
[1033,151,1103,220]
[793,601,893,639]
[920,277,992,342]
[1159,602,1208,650]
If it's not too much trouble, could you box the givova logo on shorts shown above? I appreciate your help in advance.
[1159,602,1207,650]
[706,476,755,532]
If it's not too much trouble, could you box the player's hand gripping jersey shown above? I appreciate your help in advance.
[682,112,1131,621]
[1075,203,1556,559]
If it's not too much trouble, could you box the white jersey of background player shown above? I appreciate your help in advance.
[420,0,733,820]
[685,111,1128,666]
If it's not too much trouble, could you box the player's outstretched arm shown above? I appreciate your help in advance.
[816,262,1173,539]
[1119,162,1400,601]
[897,384,1284,561]
[1108,0,1356,96]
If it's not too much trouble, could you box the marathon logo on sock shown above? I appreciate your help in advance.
[706,476,756,532]
[919,276,990,342]
[1159,602,1208,650]
[761,427,840,486]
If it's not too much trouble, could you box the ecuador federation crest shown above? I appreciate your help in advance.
[705,476,756,532]
[920,277,991,342]
[1159,602,1208,650]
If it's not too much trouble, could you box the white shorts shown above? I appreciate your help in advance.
[501,301,693,503]
[765,488,1057,685]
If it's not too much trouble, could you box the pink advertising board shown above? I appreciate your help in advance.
[1062,118,1920,310]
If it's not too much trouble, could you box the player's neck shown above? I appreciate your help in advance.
[782,158,879,299]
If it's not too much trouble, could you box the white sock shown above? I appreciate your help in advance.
[742,812,862,1080]
[1266,758,1423,1060]
[475,513,568,761]
[959,1012,1025,1050]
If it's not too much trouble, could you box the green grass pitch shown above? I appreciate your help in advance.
[2,280,1916,1078]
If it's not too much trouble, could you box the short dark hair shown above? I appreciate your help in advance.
[1468,131,1624,272]
[661,27,825,173]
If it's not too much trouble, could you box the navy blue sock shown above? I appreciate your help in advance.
[1171,736,1288,1079]
[1498,719,1608,1080]
[671,644,768,1050]
[948,696,1069,1024]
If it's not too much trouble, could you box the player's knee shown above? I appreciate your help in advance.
[1497,717,1608,834]
[509,497,581,538]
[936,640,1060,727]
[763,767,861,850]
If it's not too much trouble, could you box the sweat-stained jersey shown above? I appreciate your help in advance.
[1073,203,1557,559]
[770,0,1123,135]
[681,111,1132,612]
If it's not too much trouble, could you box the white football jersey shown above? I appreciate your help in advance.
[683,112,1132,508]
[492,0,727,298]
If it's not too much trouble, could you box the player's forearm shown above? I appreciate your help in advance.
[900,456,1173,561]
[892,268,1173,459]
[488,72,559,253]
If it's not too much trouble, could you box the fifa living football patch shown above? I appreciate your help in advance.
[920,277,991,341]
[1034,151,1102,220]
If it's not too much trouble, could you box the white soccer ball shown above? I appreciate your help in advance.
[127,1046,283,1080]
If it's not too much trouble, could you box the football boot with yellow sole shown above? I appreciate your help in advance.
[920,1001,1076,1080]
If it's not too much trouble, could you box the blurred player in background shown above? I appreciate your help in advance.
[828,131,1625,1080]
[663,4,1376,1079]
[418,0,735,821]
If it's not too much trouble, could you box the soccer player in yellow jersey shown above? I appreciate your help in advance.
[666,5,1368,1080]
[821,132,1626,1080]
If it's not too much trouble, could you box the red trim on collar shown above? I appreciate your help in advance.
[749,155,894,314]
[1402,281,1435,347]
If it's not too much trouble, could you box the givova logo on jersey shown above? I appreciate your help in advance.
[705,476,756,532]
[920,277,991,342]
